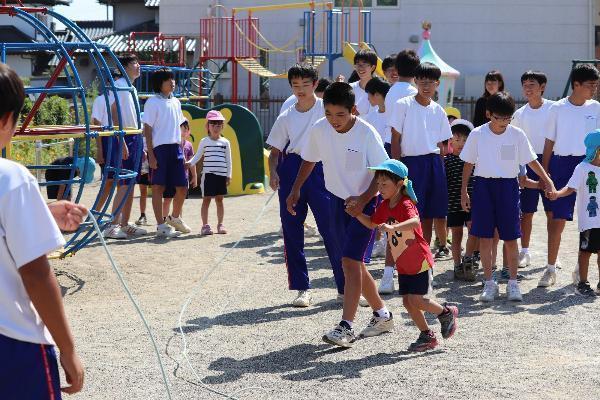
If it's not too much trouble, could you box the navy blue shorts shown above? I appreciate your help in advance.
[119,135,142,185]
[150,143,188,188]
[398,269,431,296]
[401,154,448,219]
[471,177,521,241]
[520,154,549,214]
[100,136,119,180]
[330,195,378,262]
[447,211,471,228]
[0,334,62,399]
[542,155,584,221]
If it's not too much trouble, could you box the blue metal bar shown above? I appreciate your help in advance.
[25,86,82,94]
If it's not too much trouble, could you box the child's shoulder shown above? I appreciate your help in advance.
[0,158,36,195]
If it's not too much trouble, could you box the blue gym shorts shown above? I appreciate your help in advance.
[401,153,448,219]
[150,143,188,188]
[330,195,378,263]
[0,333,62,399]
[541,154,584,221]
[471,177,521,241]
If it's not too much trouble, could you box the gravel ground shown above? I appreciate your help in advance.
[54,181,600,400]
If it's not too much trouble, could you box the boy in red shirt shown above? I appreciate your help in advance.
[355,159,458,351]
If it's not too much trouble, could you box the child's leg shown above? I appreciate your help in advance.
[172,186,187,218]
[402,296,429,331]
[465,222,477,256]
[215,195,225,224]
[407,294,444,316]
[547,217,566,266]
[119,184,135,227]
[504,239,519,279]
[151,184,165,224]
[520,212,534,249]
[360,262,384,310]
[95,178,114,211]
[492,230,500,267]
[201,197,212,225]
[139,184,147,215]
[341,257,363,322]
[422,218,433,244]
[479,238,494,280]
[450,227,463,265]
[578,250,592,282]
[434,218,447,247]
[162,198,172,219]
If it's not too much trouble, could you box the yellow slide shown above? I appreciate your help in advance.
[342,42,385,77]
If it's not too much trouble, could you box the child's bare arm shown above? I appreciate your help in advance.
[19,256,84,394]
[461,162,474,211]
[518,175,540,190]
[547,186,575,201]
[354,213,378,230]
[379,216,420,233]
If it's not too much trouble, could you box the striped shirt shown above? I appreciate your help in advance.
[189,136,232,178]
[445,154,473,214]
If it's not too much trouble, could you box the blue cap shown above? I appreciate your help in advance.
[584,129,600,163]
[368,159,418,203]
[75,157,96,184]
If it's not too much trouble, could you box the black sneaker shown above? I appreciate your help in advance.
[462,256,477,282]
[454,263,465,280]
[408,330,438,352]
[434,246,450,259]
[438,304,458,339]
[576,281,597,297]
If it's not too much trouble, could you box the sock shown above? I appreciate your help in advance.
[376,307,390,319]
[547,264,556,273]
[521,247,529,254]
[341,320,353,329]
[383,265,395,278]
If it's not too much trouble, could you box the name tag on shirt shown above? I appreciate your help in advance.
[585,115,598,132]
[500,144,516,161]
[345,149,364,171]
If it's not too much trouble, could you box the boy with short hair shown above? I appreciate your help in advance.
[511,70,555,269]
[460,92,555,302]
[539,64,600,287]
[384,49,419,125]
[389,62,452,257]
[267,64,344,307]
[350,49,378,115]
[550,130,600,296]
[0,62,84,397]
[287,82,392,347]
[382,54,399,84]
[143,68,191,237]
[104,54,147,239]
[445,119,478,280]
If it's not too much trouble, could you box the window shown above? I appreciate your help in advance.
[334,0,398,6]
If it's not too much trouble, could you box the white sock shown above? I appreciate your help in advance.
[547,264,556,272]
[521,247,529,254]
[383,265,395,278]
[376,307,390,319]
[342,319,353,328]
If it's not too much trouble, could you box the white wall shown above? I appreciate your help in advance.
[3,55,32,78]
[159,0,596,100]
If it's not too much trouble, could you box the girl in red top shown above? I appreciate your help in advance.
[354,159,459,351]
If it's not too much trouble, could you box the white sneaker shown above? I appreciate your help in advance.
[104,225,127,239]
[537,267,556,288]
[371,239,386,258]
[378,273,395,294]
[292,290,312,307]
[480,280,499,302]
[507,281,523,301]
[156,223,181,238]
[518,251,531,268]
[167,215,191,234]
[359,311,394,337]
[303,223,319,237]
[572,264,580,286]
[122,223,147,237]
[322,323,356,348]
[336,293,370,307]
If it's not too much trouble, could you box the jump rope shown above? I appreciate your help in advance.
[88,189,277,400]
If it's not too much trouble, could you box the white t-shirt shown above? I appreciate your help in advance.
[301,117,389,199]
[350,81,372,116]
[511,99,554,155]
[91,94,110,126]
[267,98,324,154]
[460,123,537,178]
[0,159,65,345]
[389,96,452,156]
[108,77,139,129]
[190,136,232,178]
[568,162,600,232]
[280,94,297,115]
[545,97,600,156]
[364,109,391,144]
[385,81,418,125]
[141,95,186,148]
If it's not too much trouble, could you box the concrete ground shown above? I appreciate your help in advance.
[54,182,600,400]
